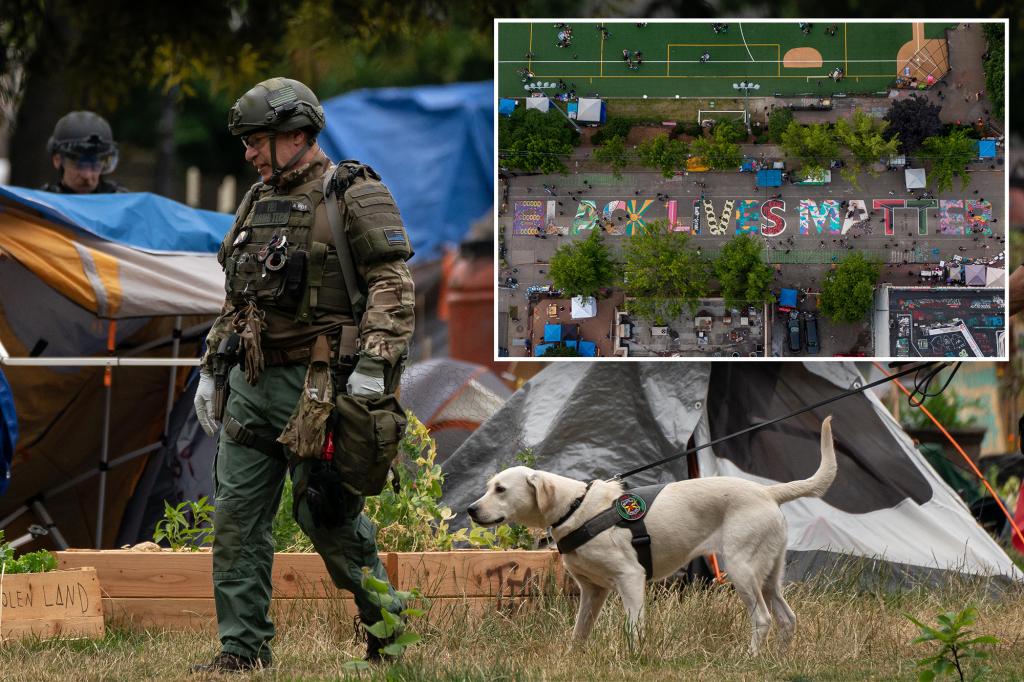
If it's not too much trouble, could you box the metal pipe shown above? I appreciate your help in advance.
[31,501,67,550]
[0,357,200,367]
[164,316,183,437]
[95,320,116,549]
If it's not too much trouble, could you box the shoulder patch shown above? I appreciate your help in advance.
[614,493,647,522]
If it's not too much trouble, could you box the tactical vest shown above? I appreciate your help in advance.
[219,171,356,347]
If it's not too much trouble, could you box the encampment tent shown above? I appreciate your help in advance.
[575,98,606,124]
[977,139,996,160]
[318,81,493,259]
[905,168,927,190]
[442,363,1023,586]
[756,169,782,187]
[571,296,597,319]
[964,264,987,287]
[525,97,550,113]
[0,186,227,549]
[499,98,517,116]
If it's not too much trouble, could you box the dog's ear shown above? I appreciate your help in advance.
[527,471,556,513]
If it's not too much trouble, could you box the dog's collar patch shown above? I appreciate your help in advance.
[614,493,647,521]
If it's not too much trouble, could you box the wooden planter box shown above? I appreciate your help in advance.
[57,550,566,632]
[0,567,104,641]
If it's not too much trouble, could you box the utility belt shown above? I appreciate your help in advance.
[261,325,360,367]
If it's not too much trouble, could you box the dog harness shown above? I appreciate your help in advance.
[554,484,667,581]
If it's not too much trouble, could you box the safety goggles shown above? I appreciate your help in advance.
[56,138,119,174]
[241,132,273,150]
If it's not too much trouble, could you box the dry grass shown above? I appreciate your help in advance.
[2,574,1023,681]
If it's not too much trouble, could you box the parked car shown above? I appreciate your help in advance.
[787,311,802,353]
[805,314,820,354]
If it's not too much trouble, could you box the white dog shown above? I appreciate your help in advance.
[467,416,836,654]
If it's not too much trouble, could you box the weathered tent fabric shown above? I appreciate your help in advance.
[318,81,493,259]
[0,189,221,547]
[525,97,550,112]
[905,168,927,189]
[443,363,1022,584]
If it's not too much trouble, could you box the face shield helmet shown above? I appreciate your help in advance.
[47,111,119,174]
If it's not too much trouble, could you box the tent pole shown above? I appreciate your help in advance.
[164,316,182,437]
[31,500,67,549]
[96,320,116,549]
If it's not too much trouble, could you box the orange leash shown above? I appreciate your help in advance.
[873,362,1024,551]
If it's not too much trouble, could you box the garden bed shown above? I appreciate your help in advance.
[56,549,566,632]
[0,567,104,640]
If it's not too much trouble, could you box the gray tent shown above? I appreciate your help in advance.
[443,362,1022,586]
[905,168,927,190]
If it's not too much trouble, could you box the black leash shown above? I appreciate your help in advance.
[613,361,948,482]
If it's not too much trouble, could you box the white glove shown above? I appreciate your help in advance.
[346,356,386,400]
[194,369,219,436]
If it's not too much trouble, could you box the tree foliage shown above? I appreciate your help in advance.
[542,345,579,357]
[689,123,743,171]
[499,107,578,174]
[883,95,943,155]
[833,110,901,189]
[592,134,629,178]
[713,235,773,309]
[921,128,977,194]
[591,116,634,145]
[819,252,879,324]
[780,121,838,179]
[622,220,710,325]
[635,133,688,178]
[767,106,794,143]
[982,23,1004,120]
[549,229,619,298]
[712,118,746,143]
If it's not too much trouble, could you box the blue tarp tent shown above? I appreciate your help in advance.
[779,288,798,309]
[757,169,782,187]
[0,369,16,496]
[544,324,562,342]
[0,187,228,253]
[578,341,597,357]
[534,343,555,356]
[741,158,758,172]
[977,139,996,159]
[499,98,517,116]
[318,81,493,259]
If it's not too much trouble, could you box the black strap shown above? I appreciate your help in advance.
[556,484,666,581]
[322,167,367,321]
[551,480,594,529]
[224,417,288,462]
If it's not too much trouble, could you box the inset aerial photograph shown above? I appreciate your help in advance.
[497,20,1007,358]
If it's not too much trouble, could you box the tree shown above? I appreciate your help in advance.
[542,345,579,357]
[767,107,794,143]
[635,133,688,178]
[921,128,977,194]
[833,110,901,190]
[689,123,742,171]
[819,252,879,324]
[499,107,578,175]
[549,229,618,298]
[712,118,745,143]
[592,134,629,179]
[982,24,1004,120]
[780,121,837,179]
[713,235,773,309]
[621,220,710,325]
[883,95,942,155]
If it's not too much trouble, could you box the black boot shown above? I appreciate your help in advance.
[365,630,397,663]
[190,651,265,674]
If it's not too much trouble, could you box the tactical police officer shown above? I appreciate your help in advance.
[191,77,415,673]
[42,111,128,194]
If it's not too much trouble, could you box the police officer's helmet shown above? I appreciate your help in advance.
[47,111,119,174]
[228,77,325,138]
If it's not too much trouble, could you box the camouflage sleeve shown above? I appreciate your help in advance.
[199,301,235,371]
[356,258,415,366]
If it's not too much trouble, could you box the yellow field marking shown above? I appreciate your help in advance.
[529,24,533,70]
[844,23,848,73]
[778,44,781,77]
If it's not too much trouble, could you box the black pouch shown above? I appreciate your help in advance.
[332,393,407,496]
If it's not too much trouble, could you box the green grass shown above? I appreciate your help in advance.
[499,21,939,99]
[2,573,1022,681]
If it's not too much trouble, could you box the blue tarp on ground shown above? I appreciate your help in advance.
[0,369,15,496]
[757,169,782,187]
[499,98,517,116]
[978,139,996,159]
[0,186,229,253]
[319,81,494,259]
[779,288,798,308]
[544,324,562,342]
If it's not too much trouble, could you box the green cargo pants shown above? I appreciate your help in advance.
[213,364,401,663]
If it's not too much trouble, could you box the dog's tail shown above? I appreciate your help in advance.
[767,415,837,504]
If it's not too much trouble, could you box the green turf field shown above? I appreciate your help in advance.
[498,21,956,99]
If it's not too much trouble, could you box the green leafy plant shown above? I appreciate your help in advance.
[342,568,428,671]
[904,606,998,681]
[901,387,982,432]
[0,530,57,574]
[153,497,215,550]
